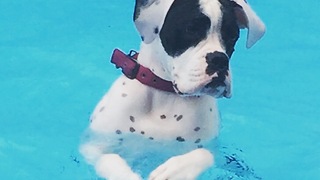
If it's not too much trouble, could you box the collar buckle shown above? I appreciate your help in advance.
[111,49,140,79]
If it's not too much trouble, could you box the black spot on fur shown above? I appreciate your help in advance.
[160,115,166,119]
[130,116,135,122]
[176,136,185,142]
[176,115,183,121]
[195,138,201,144]
[99,106,105,112]
[129,127,135,132]
[160,0,211,57]
[141,131,145,135]
[198,145,203,148]
[194,127,201,132]
[154,27,159,34]
[149,137,154,140]
[116,130,122,134]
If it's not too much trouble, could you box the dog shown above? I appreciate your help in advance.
[80,0,265,179]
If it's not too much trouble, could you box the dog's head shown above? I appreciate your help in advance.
[134,0,265,98]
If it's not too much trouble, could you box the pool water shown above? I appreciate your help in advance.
[0,0,319,179]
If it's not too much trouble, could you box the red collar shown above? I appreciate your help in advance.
[111,49,176,93]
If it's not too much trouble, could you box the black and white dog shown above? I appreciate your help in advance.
[80,0,265,179]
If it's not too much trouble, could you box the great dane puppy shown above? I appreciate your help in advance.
[80,0,265,179]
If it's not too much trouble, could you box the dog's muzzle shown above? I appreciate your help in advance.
[173,71,231,98]
[172,50,232,98]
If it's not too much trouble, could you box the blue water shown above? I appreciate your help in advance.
[1,0,319,179]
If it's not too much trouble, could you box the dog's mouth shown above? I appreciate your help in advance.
[203,78,231,98]
[173,78,231,98]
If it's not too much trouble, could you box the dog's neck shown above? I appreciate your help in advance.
[136,39,173,82]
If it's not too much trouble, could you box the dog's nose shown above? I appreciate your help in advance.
[206,51,229,75]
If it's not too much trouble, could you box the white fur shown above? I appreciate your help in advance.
[149,149,214,180]
[134,0,174,44]
[95,154,142,180]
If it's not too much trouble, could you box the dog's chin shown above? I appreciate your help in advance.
[203,79,232,98]
[201,86,231,98]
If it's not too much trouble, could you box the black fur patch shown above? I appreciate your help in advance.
[218,0,240,57]
[129,116,135,122]
[160,0,211,57]
[176,115,183,121]
[129,127,136,132]
[195,138,201,144]
[176,136,185,142]
[160,115,166,119]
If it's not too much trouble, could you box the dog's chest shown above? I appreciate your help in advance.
[92,102,218,144]
[90,76,219,145]
[126,110,217,143]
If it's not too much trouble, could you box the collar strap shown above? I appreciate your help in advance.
[111,49,175,93]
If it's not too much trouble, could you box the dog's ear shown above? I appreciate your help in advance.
[133,0,174,44]
[232,0,266,48]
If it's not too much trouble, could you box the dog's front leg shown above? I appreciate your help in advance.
[80,143,142,180]
[149,148,214,180]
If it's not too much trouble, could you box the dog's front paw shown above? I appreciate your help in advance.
[95,154,142,180]
[148,149,214,180]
